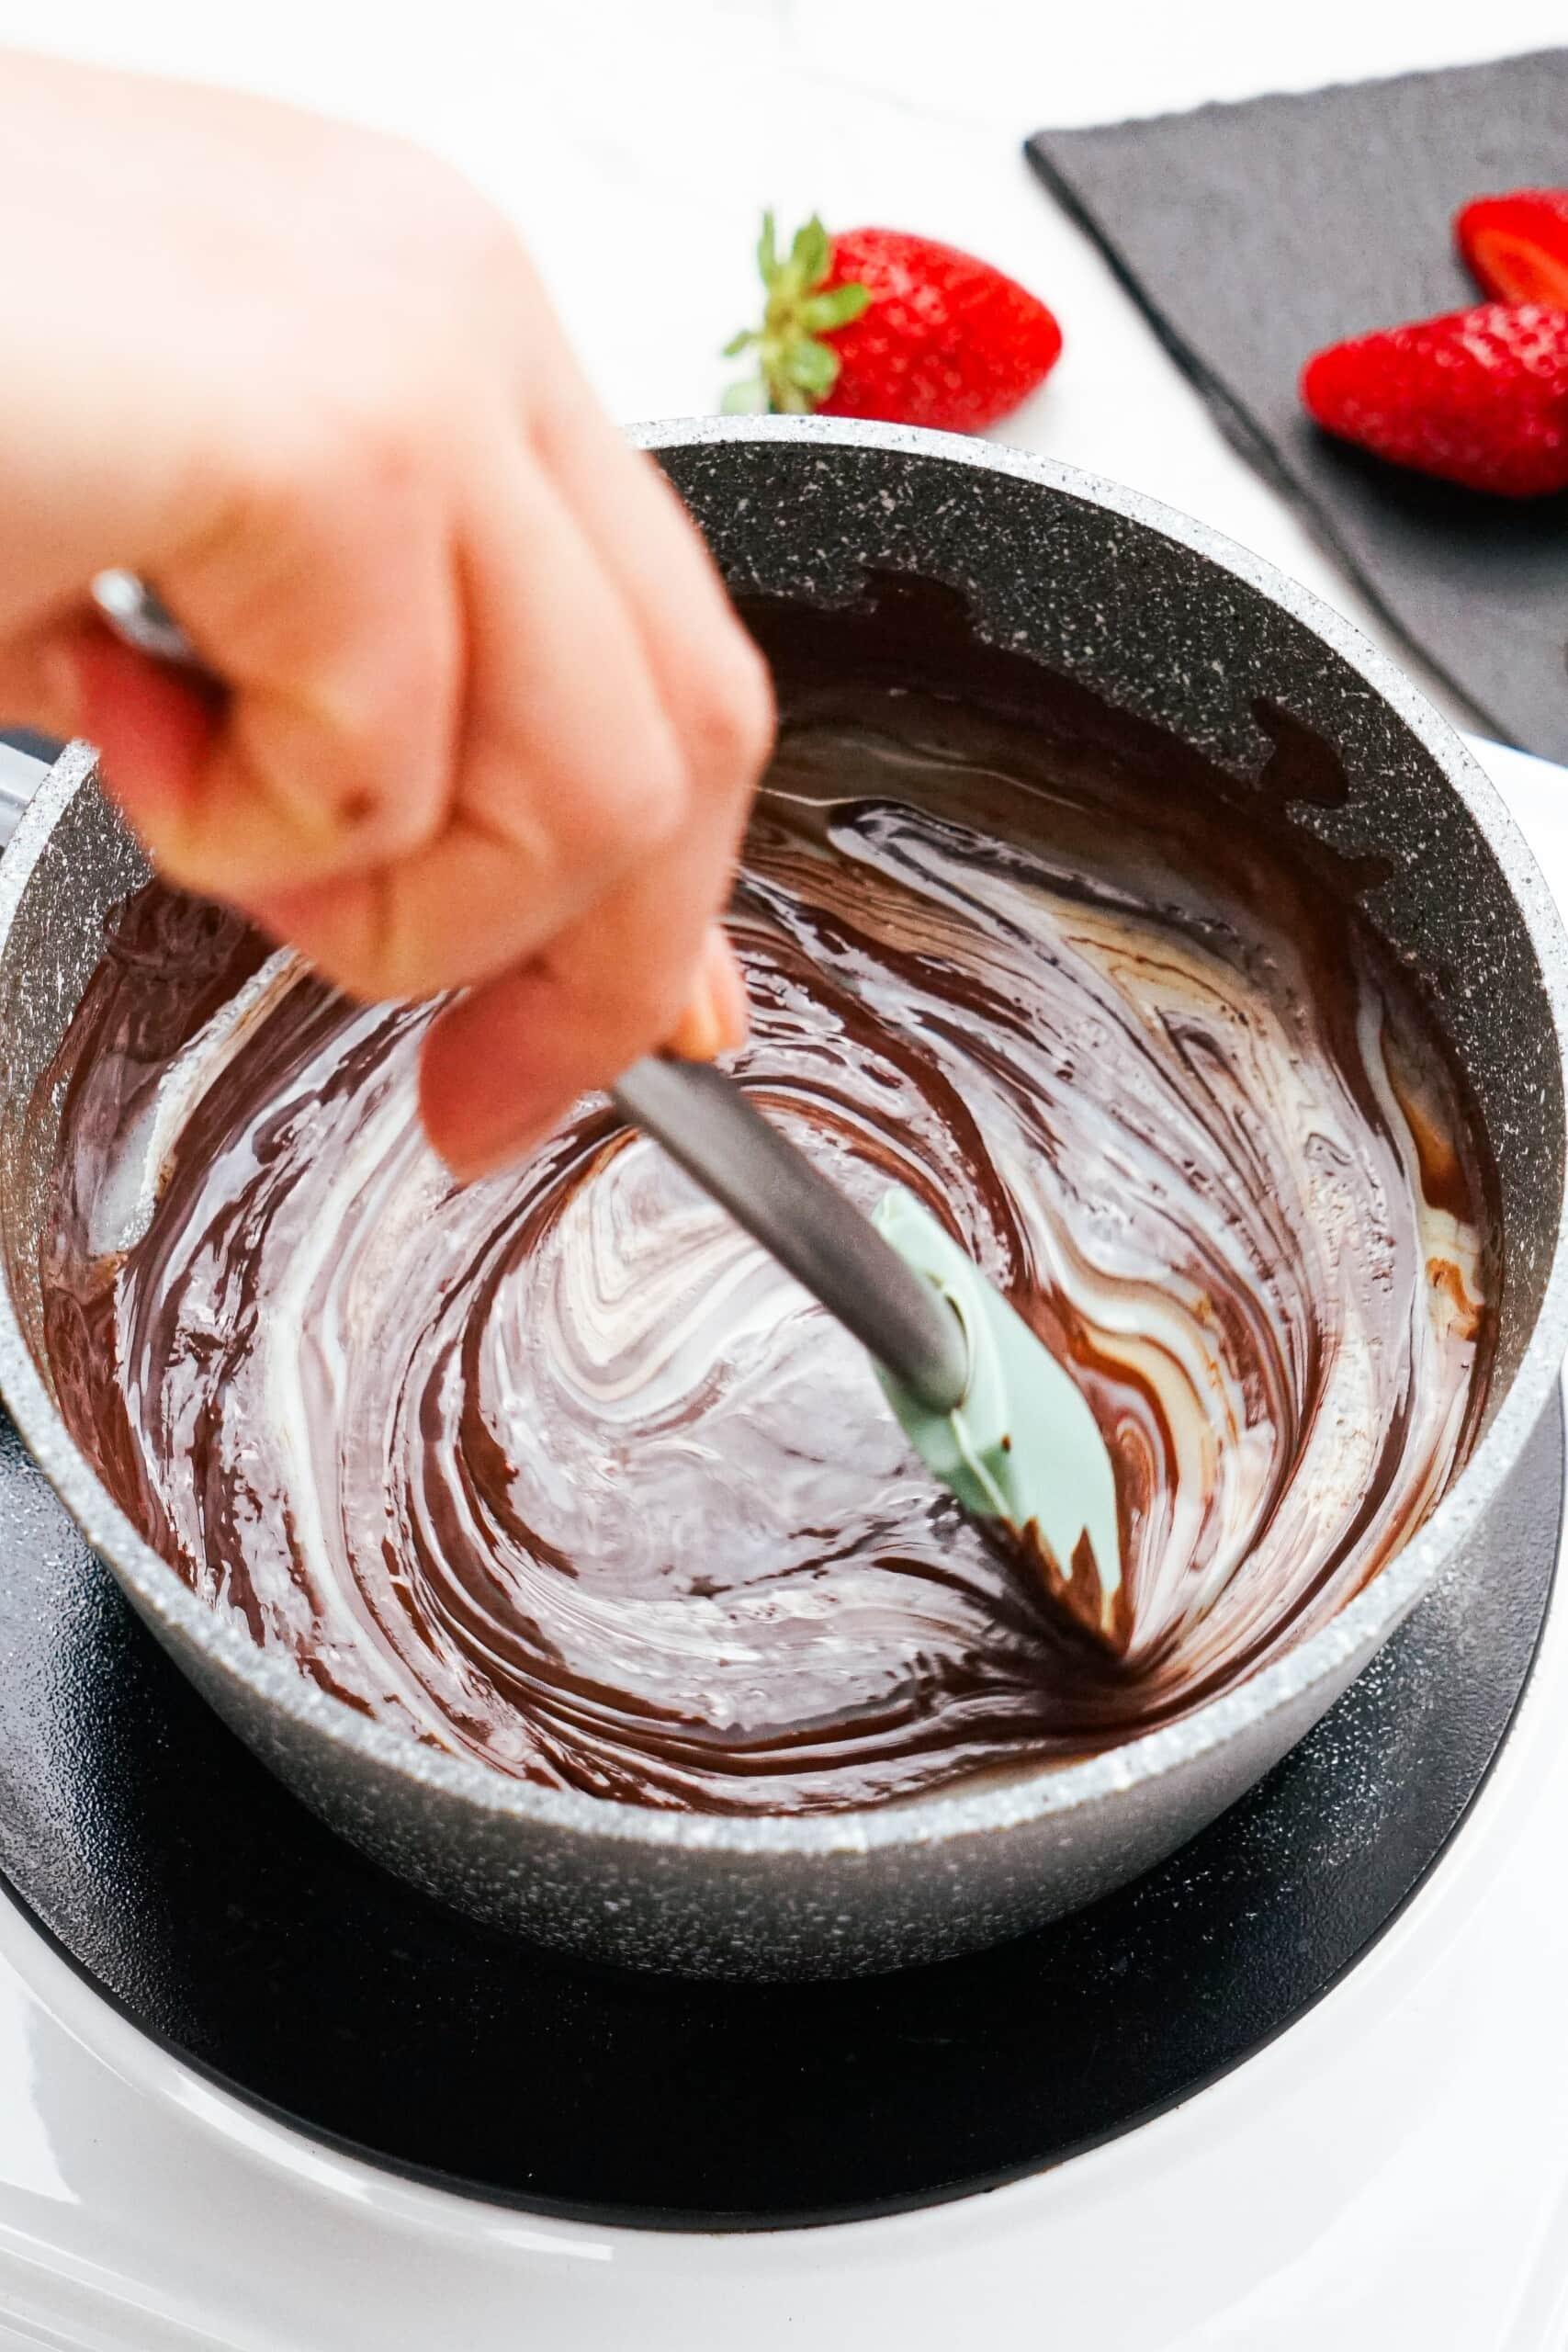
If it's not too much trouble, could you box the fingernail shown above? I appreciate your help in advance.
[667,978,725,1063]
[706,932,750,1055]
[667,930,750,1063]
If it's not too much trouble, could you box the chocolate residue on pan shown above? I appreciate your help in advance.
[36,588,1496,1813]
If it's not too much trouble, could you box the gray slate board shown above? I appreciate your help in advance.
[1028,51,1568,763]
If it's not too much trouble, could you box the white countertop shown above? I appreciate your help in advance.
[0,6,1566,2344]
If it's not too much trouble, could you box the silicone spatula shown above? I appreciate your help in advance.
[613,1039,1124,1651]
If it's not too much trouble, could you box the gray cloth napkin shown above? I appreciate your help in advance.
[1028,51,1568,763]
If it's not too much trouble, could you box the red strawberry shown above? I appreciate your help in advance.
[1300,303,1568,499]
[1457,189,1568,308]
[723,213,1061,434]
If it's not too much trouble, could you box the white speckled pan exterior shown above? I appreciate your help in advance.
[3,418,1566,1979]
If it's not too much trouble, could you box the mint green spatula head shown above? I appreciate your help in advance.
[872,1189,1128,1654]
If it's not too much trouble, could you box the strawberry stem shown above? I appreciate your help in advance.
[722,210,873,417]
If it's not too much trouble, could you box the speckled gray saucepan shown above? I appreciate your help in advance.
[3,417,1567,1982]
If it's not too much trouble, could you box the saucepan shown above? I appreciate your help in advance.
[2,415,1566,1980]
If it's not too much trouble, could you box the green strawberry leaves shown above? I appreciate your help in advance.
[801,284,872,333]
[788,213,830,288]
[781,338,838,396]
[722,210,874,417]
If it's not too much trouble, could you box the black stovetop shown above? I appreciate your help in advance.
[0,1400,1557,2230]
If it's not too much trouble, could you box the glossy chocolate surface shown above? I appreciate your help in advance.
[37,592,1495,1813]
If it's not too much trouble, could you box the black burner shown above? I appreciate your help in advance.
[0,1401,1558,2230]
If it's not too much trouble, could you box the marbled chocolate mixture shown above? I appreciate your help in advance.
[37,598,1495,1812]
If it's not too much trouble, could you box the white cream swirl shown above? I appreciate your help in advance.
[39,694,1492,1812]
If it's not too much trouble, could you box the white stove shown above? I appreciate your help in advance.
[0,736,1560,2351]
[4,6,1568,2339]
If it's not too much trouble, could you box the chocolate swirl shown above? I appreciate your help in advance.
[39,662,1493,1814]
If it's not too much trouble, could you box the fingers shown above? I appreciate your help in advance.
[666,928,751,1063]
[3,346,772,1177]
[421,921,750,1181]
[94,422,463,901]
[0,53,773,1157]
[416,414,772,1175]
[0,613,222,788]
[245,448,696,997]
[530,386,774,833]
[417,715,753,1171]
[511,393,773,1110]
[0,613,97,741]
[58,620,223,807]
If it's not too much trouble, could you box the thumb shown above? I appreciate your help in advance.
[0,613,100,744]
[56,622,222,832]
[0,614,221,825]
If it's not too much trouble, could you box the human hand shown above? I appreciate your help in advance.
[0,51,772,1174]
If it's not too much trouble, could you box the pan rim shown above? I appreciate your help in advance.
[3,413,1567,1862]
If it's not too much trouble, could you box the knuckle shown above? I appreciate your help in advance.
[311,775,436,874]
[554,726,693,876]
[218,413,369,554]
[311,398,428,515]
[367,133,532,297]
[372,782,446,863]
[300,884,411,1005]
[682,637,775,795]
[216,422,321,543]
[226,382,437,541]
[344,403,427,503]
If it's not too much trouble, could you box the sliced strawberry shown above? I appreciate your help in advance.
[1457,190,1568,308]
[1301,303,1568,500]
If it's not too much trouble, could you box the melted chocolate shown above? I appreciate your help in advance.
[37,621,1495,1814]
